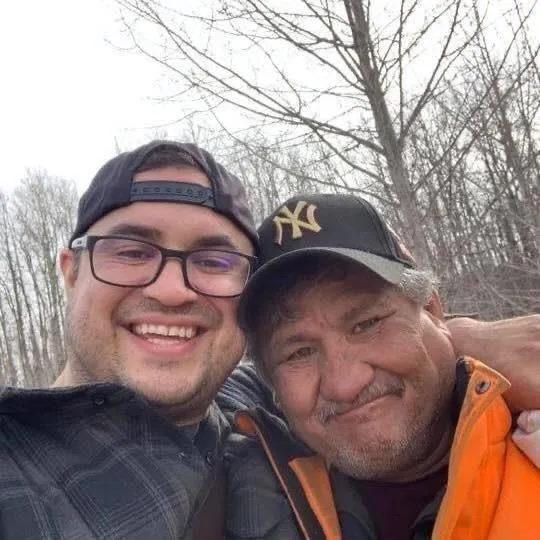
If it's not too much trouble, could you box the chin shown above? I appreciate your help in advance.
[144,388,191,405]
[120,371,191,401]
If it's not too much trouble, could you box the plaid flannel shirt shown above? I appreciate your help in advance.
[0,383,229,539]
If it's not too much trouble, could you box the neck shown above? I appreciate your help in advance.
[54,362,209,427]
[386,423,453,483]
[157,403,206,427]
[53,363,80,387]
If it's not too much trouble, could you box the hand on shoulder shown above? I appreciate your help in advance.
[447,315,540,410]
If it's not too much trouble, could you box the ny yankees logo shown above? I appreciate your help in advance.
[273,201,322,245]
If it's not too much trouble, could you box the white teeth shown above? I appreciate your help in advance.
[132,323,197,339]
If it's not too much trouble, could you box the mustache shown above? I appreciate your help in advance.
[116,298,218,322]
[315,378,405,424]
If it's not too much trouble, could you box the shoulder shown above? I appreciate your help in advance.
[217,360,283,419]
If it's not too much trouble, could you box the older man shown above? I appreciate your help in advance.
[227,193,540,539]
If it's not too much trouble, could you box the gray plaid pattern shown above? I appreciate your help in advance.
[225,434,301,540]
[0,384,228,540]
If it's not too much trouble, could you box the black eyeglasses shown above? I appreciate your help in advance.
[70,235,257,298]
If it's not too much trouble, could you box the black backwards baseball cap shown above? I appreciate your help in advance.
[239,193,417,322]
[69,140,257,248]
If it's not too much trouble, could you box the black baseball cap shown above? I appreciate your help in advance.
[69,140,257,248]
[239,193,416,320]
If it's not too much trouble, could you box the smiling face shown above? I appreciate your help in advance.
[58,166,253,423]
[260,260,456,481]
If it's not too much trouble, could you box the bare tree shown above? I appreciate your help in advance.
[112,0,539,318]
[0,171,78,387]
[115,0,538,265]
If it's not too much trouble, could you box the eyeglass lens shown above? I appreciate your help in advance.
[91,237,251,296]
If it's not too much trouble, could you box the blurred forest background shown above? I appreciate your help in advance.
[1,0,538,386]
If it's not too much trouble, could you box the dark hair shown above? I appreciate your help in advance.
[242,255,352,379]
[134,146,200,174]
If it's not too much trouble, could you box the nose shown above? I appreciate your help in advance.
[319,342,374,403]
[142,258,199,306]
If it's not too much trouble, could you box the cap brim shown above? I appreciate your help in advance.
[239,247,408,327]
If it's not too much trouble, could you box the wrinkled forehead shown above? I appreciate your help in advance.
[284,275,389,319]
[260,259,391,336]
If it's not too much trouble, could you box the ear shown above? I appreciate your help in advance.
[423,290,453,339]
[58,248,78,293]
[424,290,445,320]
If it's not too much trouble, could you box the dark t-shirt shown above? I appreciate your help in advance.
[355,467,448,540]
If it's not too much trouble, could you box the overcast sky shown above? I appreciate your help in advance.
[2,0,537,195]
[1,0,181,193]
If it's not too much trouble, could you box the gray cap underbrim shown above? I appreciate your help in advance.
[239,247,409,327]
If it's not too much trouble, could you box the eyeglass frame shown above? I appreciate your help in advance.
[70,234,257,298]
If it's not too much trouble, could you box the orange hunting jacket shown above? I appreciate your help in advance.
[233,358,540,539]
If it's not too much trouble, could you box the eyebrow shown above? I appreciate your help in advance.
[104,223,161,242]
[270,306,316,351]
[271,291,390,349]
[270,331,312,353]
[102,225,241,251]
[192,234,241,251]
[339,293,390,327]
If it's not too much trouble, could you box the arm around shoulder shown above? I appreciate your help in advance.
[447,315,540,410]
[217,360,284,421]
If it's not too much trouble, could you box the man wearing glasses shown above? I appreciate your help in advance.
[0,141,257,539]
[69,233,253,297]
[0,140,537,539]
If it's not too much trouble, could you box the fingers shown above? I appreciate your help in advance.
[517,410,540,433]
[513,410,540,468]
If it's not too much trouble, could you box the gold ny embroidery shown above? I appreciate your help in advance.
[273,201,322,245]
